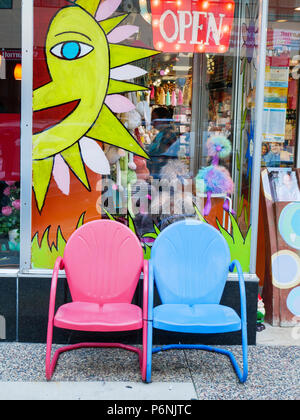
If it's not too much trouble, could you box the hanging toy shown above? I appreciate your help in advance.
[133,128,150,181]
[201,134,234,215]
[195,165,234,216]
[160,87,166,105]
[150,85,155,100]
[177,78,185,106]
[125,109,142,130]
[177,89,183,106]
[136,100,151,131]
[171,90,177,107]
[160,159,189,186]
[177,78,186,88]
[166,90,171,106]
[207,134,232,165]
[139,0,151,23]
[104,144,126,165]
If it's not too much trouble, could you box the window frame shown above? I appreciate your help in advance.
[17,0,268,276]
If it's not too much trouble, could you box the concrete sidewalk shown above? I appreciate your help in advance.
[0,323,299,400]
[0,381,197,401]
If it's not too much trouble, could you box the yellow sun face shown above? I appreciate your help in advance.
[33,5,110,160]
[32,0,159,212]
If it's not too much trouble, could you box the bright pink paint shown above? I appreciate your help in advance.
[96,0,122,21]
[63,220,143,304]
[105,94,136,113]
[46,220,148,381]
[107,25,139,43]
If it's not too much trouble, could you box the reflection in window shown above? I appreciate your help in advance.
[0,0,21,267]
[102,3,236,234]
[263,0,300,168]
[0,181,20,266]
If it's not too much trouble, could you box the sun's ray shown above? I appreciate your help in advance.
[107,79,148,95]
[95,0,122,21]
[80,136,110,175]
[33,158,54,212]
[109,44,160,68]
[107,24,139,43]
[61,143,90,190]
[75,0,99,16]
[110,64,147,80]
[53,154,70,195]
[99,14,128,34]
[86,104,149,158]
[105,94,135,113]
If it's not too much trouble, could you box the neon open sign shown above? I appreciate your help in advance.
[151,0,235,53]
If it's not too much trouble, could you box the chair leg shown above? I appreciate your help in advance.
[45,341,143,381]
[146,321,153,383]
[224,317,248,383]
[206,343,248,383]
[152,342,248,383]
[45,319,55,381]
[141,320,148,382]
[239,321,248,383]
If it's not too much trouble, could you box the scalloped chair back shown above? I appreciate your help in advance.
[63,220,144,304]
[150,220,231,305]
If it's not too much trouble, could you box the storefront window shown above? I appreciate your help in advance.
[31,0,261,272]
[263,0,300,168]
[235,1,259,236]
[0,0,21,267]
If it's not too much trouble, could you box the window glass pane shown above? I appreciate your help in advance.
[263,0,300,168]
[31,0,258,273]
[0,0,21,267]
[236,0,259,238]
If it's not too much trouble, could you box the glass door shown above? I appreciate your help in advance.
[263,0,300,169]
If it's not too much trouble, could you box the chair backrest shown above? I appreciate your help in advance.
[151,220,231,305]
[63,220,144,304]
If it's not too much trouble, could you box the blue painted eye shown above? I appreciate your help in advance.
[50,41,93,60]
[62,42,80,59]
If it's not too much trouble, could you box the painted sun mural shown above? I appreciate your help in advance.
[32,0,158,267]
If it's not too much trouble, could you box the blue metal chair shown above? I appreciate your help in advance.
[146,220,248,383]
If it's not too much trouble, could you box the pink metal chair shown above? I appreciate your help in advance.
[46,220,148,381]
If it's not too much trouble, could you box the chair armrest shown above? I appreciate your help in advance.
[147,260,155,321]
[48,256,64,323]
[142,260,149,321]
[229,260,247,326]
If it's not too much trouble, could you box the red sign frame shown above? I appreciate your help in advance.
[151,0,235,54]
